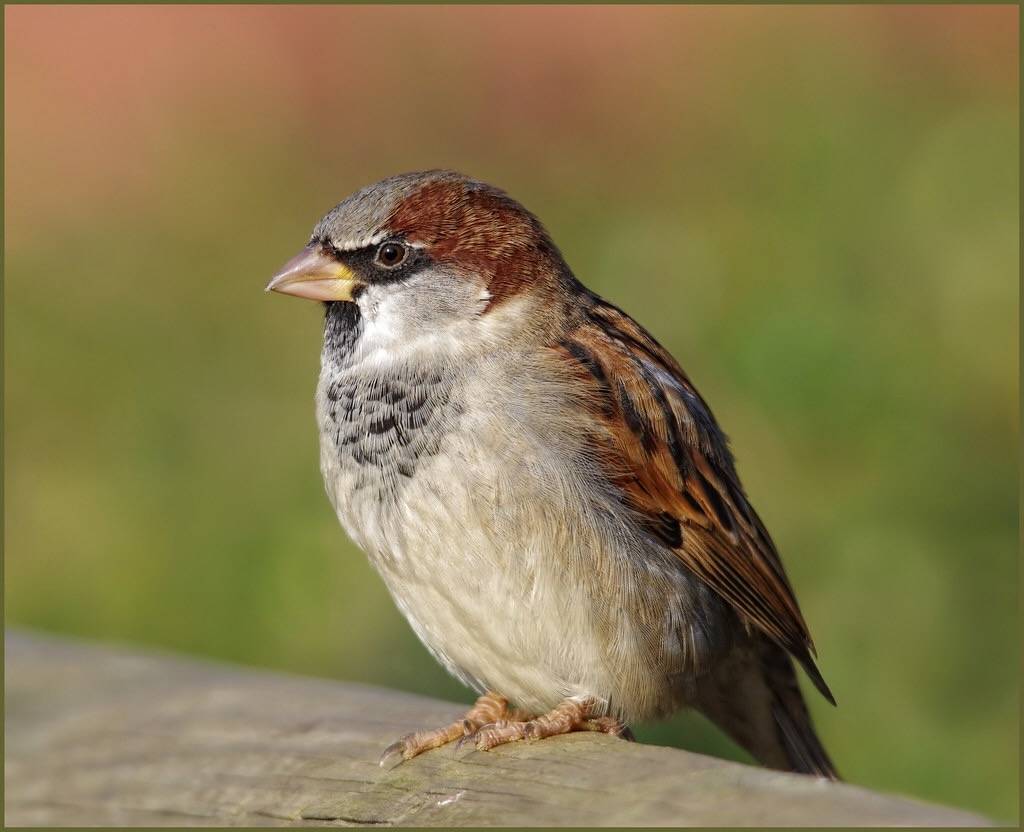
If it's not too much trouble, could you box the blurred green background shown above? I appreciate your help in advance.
[5,5,1018,821]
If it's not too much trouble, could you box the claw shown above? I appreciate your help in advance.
[452,724,488,759]
[379,736,413,770]
[452,741,480,760]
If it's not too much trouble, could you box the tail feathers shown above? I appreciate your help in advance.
[770,690,838,779]
[696,637,839,780]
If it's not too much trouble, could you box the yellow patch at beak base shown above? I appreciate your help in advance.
[265,245,363,302]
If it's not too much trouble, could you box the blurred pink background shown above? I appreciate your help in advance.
[6,5,1017,244]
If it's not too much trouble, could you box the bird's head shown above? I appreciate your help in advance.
[267,170,576,352]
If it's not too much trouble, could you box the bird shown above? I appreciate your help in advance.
[266,169,838,779]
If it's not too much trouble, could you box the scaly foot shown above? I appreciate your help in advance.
[379,691,522,768]
[456,696,634,754]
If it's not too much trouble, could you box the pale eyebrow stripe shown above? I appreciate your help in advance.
[329,234,425,252]
[331,232,387,252]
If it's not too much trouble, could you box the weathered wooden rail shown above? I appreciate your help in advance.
[4,631,989,827]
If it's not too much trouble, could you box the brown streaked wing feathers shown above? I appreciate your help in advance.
[555,300,835,705]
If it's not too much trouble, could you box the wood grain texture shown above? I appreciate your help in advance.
[4,631,989,827]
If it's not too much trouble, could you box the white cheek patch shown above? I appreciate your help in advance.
[360,296,403,347]
[351,273,493,369]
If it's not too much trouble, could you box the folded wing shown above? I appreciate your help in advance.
[553,299,834,705]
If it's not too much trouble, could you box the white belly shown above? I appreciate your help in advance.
[325,428,605,713]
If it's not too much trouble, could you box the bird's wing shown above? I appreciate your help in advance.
[552,299,834,704]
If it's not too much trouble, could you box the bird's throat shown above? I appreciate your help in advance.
[323,301,363,357]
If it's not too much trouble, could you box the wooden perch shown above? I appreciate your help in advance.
[5,631,989,827]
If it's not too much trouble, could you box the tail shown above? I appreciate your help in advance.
[695,636,839,780]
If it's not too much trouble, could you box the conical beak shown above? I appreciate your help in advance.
[265,244,363,302]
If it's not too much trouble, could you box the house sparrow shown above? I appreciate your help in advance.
[267,170,838,779]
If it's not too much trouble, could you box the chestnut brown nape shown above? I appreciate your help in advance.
[385,177,569,309]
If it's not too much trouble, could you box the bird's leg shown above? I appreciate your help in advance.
[457,696,633,753]
[379,691,515,768]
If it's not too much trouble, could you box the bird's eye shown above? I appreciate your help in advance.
[375,242,407,268]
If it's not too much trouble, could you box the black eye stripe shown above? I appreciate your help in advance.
[326,240,428,286]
